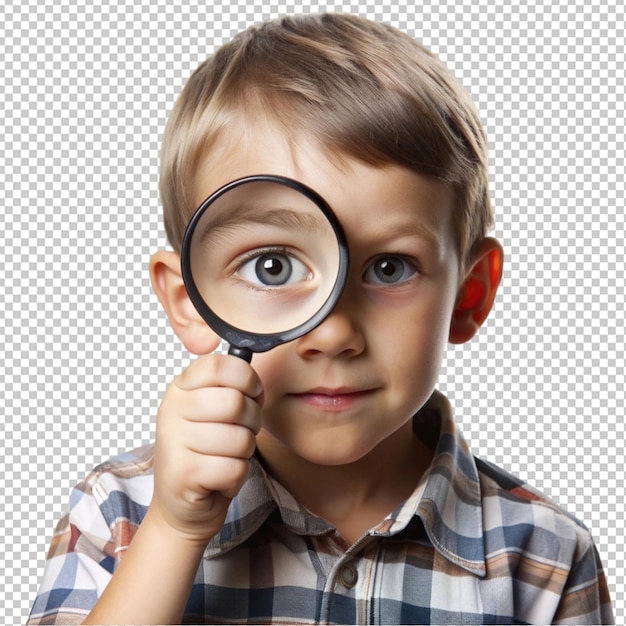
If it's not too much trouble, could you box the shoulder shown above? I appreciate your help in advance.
[27,446,156,625]
[83,444,155,497]
[40,444,155,564]
[475,457,589,536]
[53,444,155,553]
[475,456,593,553]
[86,443,155,485]
[76,443,155,526]
[474,457,614,623]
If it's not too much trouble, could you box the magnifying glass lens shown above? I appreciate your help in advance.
[183,177,346,348]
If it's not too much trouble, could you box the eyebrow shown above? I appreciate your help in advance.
[379,219,443,251]
[198,204,331,244]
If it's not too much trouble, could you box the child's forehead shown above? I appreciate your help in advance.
[195,119,445,200]
[192,119,457,249]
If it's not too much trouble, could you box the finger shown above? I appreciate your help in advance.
[175,387,262,433]
[186,454,252,499]
[176,353,263,400]
[182,422,257,458]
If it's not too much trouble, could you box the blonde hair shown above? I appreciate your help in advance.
[160,13,493,267]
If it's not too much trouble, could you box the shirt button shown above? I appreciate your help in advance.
[339,563,358,588]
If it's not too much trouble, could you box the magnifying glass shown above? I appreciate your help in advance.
[181,175,349,362]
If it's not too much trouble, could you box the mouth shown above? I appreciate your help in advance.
[288,387,377,411]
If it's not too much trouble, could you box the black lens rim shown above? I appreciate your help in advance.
[180,174,350,353]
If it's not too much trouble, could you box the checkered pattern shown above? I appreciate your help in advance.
[1,0,624,623]
[25,394,613,624]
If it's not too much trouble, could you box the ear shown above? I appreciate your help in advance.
[149,250,222,355]
[449,238,504,344]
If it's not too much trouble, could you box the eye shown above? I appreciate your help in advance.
[237,248,312,288]
[364,255,419,285]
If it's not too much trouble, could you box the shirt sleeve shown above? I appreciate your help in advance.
[553,537,615,625]
[26,477,117,625]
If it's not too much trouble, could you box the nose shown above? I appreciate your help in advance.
[295,290,365,359]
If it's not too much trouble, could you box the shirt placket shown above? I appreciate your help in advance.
[317,534,380,624]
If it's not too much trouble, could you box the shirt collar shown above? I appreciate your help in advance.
[203,456,333,559]
[204,391,486,577]
[391,391,487,577]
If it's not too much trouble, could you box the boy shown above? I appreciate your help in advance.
[28,13,613,625]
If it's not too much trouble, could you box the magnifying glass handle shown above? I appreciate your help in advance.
[227,345,253,363]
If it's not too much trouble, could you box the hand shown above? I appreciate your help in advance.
[150,353,263,546]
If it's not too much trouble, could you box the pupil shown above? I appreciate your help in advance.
[263,258,283,275]
[374,258,405,284]
[380,260,396,276]
[255,254,292,285]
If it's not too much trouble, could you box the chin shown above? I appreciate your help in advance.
[291,437,377,467]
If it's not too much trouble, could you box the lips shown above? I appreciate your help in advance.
[289,387,376,411]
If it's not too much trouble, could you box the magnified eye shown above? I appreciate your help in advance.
[365,255,418,285]
[237,248,312,288]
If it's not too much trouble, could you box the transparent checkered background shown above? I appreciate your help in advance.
[1,0,624,622]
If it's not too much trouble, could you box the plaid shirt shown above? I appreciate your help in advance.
[28,392,613,625]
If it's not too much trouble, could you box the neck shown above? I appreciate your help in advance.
[256,422,434,543]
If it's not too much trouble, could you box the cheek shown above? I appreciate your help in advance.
[381,322,446,377]
[372,290,456,374]
[373,287,455,343]
[251,347,293,398]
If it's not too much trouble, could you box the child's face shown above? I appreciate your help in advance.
[193,123,463,467]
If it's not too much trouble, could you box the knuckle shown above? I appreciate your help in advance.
[177,354,223,390]
[222,388,247,421]
[226,457,251,488]
[232,425,257,458]
[244,432,258,458]
[201,352,224,378]
[211,456,250,496]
